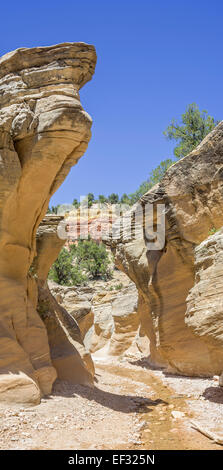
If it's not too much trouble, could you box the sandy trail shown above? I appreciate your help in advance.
[0,358,223,450]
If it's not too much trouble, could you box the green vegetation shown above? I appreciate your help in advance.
[164,103,218,159]
[47,103,220,287]
[109,283,123,291]
[47,205,60,214]
[72,198,79,208]
[84,193,95,207]
[148,158,174,185]
[70,238,112,280]
[48,103,219,214]
[114,283,123,290]
[128,181,151,205]
[108,193,119,204]
[48,239,112,286]
[208,227,220,236]
[98,194,108,204]
[48,247,87,286]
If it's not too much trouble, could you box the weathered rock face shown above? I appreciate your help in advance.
[51,283,94,339]
[87,284,143,361]
[84,283,140,358]
[108,284,139,356]
[108,123,223,376]
[64,203,122,243]
[0,43,96,403]
[50,271,142,359]
[186,227,223,377]
[34,215,95,384]
[89,291,115,353]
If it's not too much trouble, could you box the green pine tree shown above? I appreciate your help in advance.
[164,103,218,159]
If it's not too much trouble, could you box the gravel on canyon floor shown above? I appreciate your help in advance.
[0,357,223,450]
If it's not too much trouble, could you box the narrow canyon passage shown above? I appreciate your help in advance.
[0,358,222,450]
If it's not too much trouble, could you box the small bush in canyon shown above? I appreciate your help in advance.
[48,239,112,286]
[70,239,112,280]
[48,247,88,286]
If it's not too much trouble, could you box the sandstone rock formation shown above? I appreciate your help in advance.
[107,123,223,376]
[34,215,95,383]
[108,284,139,356]
[64,203,121,243]
[83,284,140,358]
[186,227,223,379]
[51,283,94,339]
[89,290,115,353]
[50,271,142,359]
[0,42,96,403]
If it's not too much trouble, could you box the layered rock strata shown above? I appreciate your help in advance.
[0,42,96,403]
[108,284,139,356]
[50,274,142,358]
[52,284,94,339]
[107,123,223,376]
[186,227,223,380]
[34,215,95,383]
[82,284,140,358]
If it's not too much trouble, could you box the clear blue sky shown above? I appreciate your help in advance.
[1,1,222,205]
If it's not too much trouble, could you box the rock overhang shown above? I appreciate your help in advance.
[0,42,97,87]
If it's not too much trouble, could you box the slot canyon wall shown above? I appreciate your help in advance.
[186,227,223,383]
[0,42,96,404]
[34,215,95,384]
[106,123,223,377]
[1,41,223,409]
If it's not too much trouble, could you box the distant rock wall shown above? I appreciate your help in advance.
[50,274,143,359]
[0,42,96,404]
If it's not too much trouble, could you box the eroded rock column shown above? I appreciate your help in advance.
[34,215,95,384]
[0,42,96,403]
